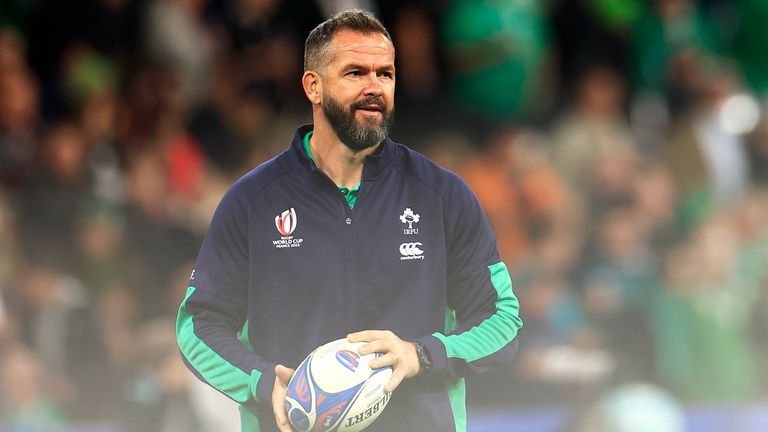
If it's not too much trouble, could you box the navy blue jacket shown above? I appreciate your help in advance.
[177,125,522,432]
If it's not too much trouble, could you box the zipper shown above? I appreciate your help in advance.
[339,195,358,331]
[316,167,362,331]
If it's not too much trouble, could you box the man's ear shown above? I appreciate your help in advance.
[302,71,322,105]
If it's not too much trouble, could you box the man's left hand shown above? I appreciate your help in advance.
[347,330,421,393]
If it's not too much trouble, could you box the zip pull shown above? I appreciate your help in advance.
[346,217,352,225]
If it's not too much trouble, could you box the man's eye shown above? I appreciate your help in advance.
[347,71,360,77]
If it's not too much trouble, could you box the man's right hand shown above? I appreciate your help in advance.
[272,364,295,432]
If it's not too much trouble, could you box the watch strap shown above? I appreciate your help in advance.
[413,341,432,375]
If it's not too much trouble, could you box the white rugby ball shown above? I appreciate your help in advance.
[284,338,393,432]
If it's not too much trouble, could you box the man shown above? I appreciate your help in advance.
[177,10,522,432]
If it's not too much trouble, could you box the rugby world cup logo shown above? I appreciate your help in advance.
[335,350,361,372]
[275,208,297,236]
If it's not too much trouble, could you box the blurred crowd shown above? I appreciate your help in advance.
[0,0,767,431]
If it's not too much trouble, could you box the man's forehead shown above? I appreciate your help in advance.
[329,30,394,60]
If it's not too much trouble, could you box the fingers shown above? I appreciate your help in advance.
[347,330,393,343]
[348,330,421,394]
[357,339,389,356]
[275,364,295,384]
[274,407,291,432]
[368,351,397,369]
[360,349,404,392]
[273,364,294,432]
[370,351,405,392]
[384,367,406,393]
[350,331,397,360]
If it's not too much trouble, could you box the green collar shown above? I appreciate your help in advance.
[303,131,360,209]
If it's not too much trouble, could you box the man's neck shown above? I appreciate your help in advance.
[309,122,379,189]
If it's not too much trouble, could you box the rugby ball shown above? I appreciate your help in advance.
[284,338,393,432]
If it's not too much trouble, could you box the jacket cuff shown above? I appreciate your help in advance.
[414,334,447,378]
[253,366,277,404]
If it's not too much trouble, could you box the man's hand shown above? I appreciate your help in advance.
[272,364,295,432]
[347,330,421,393]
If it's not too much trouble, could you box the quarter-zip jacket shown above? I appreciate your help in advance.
[176,125,522,432]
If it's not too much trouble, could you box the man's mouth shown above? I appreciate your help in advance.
[357,106,383,116]
[353,99,385,114]
[359,105,382,112]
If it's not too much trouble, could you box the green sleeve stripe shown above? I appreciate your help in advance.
[444,309,467,432]
[237,320,254,352]
[445,378,467,432]
[239,405,262,432]
[176,286,262,403]
[433,262,522,363]
[445,307,457,333]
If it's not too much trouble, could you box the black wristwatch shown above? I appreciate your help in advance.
[412,341,432,375]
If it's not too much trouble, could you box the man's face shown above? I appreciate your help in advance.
[320,30,395,151]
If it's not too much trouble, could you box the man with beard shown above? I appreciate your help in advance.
[176,10,522,432]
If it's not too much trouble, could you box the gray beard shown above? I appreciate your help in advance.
[322,94,394,152]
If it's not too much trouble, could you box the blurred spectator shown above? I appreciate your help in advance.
[119,63,212,229]
[0,193,17,346]
[747,111,768,186]
[188,51,277,174]
[551,65,637,201]
[387,4,452,144]
[73,203,144,300]
[517,227,585,344]
[419,129,474,175]
[663,63,751,225]
[120,64,177,147]
[549,0,635,104]
[143,0,217,105]
[441,0,550,123]
[120,319,202,432]
[0,29,38,193]
[63,44,125,204]
[510,226,611,406]
[24,0,139,118]
[628,162,679,249]
[461,128,571,267]
[19,121,94,271]
[651,215,761,402]
[0,27,26,72]
[98,277,140,373]
[580,205,657,381]
[391,5,440,107]
[584,206,658,308]
[631,0,722,105]
[210,0,319,106]
[0,344,67,430]
[734,192,768,392]
[15,261,115,421]
[121,149,200,319]
[583,141,639,220]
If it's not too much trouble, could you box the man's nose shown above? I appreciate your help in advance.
[363,73,383,96]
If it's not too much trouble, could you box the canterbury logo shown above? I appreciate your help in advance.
[399,242,423,256]
[275,208,297,236]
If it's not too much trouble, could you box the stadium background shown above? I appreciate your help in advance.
[0,0,767,430]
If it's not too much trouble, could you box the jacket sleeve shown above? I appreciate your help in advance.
[176,189,277,406]
[415,175,522,379]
